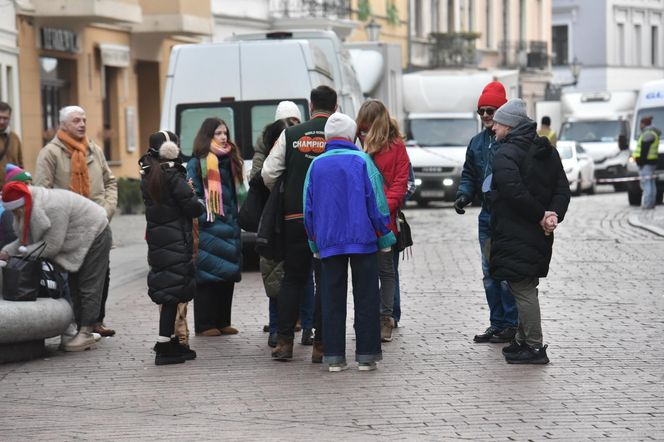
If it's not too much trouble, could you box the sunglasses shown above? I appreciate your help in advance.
[477,108,495,116]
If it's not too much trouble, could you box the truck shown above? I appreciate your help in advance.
[557,91,637,191]
[402,69,519,206]
[626,79,664,206]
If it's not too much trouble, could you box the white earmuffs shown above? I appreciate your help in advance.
[159,130,180,160]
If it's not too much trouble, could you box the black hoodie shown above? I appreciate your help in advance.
[488,120,571,280]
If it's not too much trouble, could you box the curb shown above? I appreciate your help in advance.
[628,214,664,237]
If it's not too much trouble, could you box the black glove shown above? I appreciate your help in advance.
[454,196,469,215]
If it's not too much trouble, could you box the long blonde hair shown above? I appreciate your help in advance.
[355,99,402,155]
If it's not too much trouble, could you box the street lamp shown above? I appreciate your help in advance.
[365,18,381,41]
[569,57,582,85]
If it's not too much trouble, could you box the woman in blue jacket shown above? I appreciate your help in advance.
[187,118,245,336]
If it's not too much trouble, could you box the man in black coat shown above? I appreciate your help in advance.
[488,99,571,365]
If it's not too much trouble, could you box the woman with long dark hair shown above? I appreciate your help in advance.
[187,118,245,336]
[140,130,205,365]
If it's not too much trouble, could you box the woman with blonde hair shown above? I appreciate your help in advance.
[187,118,245,337]
[356,99,410,343]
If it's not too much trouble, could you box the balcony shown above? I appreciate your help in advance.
[499,40,550,70]
[269,0,350,19]
[133,0,212,36]
[526,41,549,70]
[31,0,142,24]
[429,32,479,68]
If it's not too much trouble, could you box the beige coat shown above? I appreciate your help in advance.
[34,136,117,219]
[0,131,23,187]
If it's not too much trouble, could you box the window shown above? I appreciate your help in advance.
[634,24,642,66]
[177,105,236,159]
[652,26,660,66]
[414,0,423,37]
[408,118,478,147]
[432,0,439,33]
[552,25,568,65]
[617,23,625,65]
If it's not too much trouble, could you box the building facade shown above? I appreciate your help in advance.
[15,0,212,179]
[552,0,664,93]
[0,0,21,138]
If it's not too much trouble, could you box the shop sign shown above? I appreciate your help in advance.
[41,28,80,53]
[99,44,130,68]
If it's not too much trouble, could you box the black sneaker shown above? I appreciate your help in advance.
[473,326,500,343]
[170,337,196,360]
[301,328,313,346]
[267,332,278,348]
[501,339,525,355]
[489,327,517,343]
[505,344,549,364]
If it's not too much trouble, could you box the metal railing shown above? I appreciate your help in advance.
[429,32,479,68]
[498,40,549,69]
[269,0,350,18]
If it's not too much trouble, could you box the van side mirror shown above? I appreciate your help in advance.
[618,134,629,150]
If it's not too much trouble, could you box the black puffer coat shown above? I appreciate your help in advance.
[489,121,571,280]
[141,159,205,304]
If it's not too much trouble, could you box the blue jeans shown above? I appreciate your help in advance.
[640,164,657,209]
[478,209,518,330]
[320,253,382,365]
[392,250,401,324]
[268,298,278,334]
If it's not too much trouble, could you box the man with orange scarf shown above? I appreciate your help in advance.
[34,106,118,337]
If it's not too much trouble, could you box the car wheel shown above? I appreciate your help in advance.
[586,180,596,195]
[572,174,581,196]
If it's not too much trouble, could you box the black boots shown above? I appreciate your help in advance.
[154,339,197,365]
[271,336,294,361]
[504,344,549,364]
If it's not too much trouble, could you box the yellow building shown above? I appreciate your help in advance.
[15,0,212,179]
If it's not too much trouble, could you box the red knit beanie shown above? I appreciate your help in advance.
[2,181,32,253]
[477,81,507,109]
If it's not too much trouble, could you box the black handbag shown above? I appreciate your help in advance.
[395,210,413,252]
[2,243,46,302]
[38,259,66,299]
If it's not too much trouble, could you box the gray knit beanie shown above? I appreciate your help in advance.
[493,99,529,128]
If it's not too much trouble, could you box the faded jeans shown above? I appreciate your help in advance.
[640,164,657,209]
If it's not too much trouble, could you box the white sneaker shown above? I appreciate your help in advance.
[328,363,348,372]
[358,362,377,371]
[92,332,102,342]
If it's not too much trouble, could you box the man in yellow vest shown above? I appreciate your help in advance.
[537,116,557,147]
[633,116,661,209]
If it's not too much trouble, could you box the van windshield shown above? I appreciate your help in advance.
[557,145,573,159]
[409,118,478,147]
[634,107,664,140]
[559,120,622,142]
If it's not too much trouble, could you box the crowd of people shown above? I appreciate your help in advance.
[0,80,577,369]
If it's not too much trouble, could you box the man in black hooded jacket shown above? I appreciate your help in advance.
[488,99,570,365]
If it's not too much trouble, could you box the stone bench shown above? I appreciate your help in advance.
[0,297,73,363]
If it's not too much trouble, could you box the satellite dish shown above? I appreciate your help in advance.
[348,49,385,95]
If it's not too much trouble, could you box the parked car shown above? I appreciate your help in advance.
[557,141,596,195]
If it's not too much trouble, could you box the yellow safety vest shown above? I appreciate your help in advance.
[635,129,660,161]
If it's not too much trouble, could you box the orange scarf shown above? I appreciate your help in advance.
[57,129,91,197]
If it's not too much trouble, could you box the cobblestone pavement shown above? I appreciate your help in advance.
[1,190,663,441]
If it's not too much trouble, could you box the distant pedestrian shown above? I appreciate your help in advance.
[0,101,24,187]
[303,112,395,372]
[0,181,112,352]
[633,116,661,209]
[34,105,118,338]
[454,81,519,344]
[537,116,557,147]
[356,99,410,342]
[140,131,205,365]
[187,118,244,337]
[488,99,570,364]
[262,86,337,362]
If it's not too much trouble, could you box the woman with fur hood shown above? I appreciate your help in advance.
[139,131,205,365]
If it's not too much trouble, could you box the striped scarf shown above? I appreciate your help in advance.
[201,140,231,221]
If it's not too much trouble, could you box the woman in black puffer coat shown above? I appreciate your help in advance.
[140,130,205,365]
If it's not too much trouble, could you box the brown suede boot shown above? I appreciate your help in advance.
[311,341,324,363]
[271,336,293,361]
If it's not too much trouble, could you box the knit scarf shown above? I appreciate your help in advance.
[57,129,90,197]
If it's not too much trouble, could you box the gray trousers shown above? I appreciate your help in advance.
[71,226,112,327]
[378,249,396,317]
[507,277,542,347]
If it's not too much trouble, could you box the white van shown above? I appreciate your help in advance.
[626,79,664,205]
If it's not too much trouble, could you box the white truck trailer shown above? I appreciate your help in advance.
[557,91,636,191]
[403,69,518,206]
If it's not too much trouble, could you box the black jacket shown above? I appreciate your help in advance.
[488,121,571,280]
[141,159,205,304]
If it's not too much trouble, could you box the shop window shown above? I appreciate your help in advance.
[40,57,76,145]
[102,66,120,161]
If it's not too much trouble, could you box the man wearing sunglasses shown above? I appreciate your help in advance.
[454,81,519,344]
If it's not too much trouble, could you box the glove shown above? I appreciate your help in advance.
[454,196,469,215]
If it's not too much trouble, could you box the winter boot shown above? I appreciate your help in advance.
[170,337,196,360]
[62,326,97,352]
[271,336,294,361]
[311,341,324,363]
[154,341,185,366]
[380,316,393,342]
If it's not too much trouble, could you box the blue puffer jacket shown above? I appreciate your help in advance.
[187,155,242,284]
[456,128,498,207]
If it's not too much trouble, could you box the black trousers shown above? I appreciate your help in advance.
[96,266,110,323]
[277,221,322,340]
[159,303,178,337]
[194,280,235,333]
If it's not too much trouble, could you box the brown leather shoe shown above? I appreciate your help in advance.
[197,328,222,337]
[271,336,293,361]
[311,341,324,363]
[219,326,239,335]
[93,324,116,337]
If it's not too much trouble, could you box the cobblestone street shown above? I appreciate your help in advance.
[1,189,663,441]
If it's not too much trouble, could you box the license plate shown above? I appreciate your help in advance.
[420,190,445,198]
